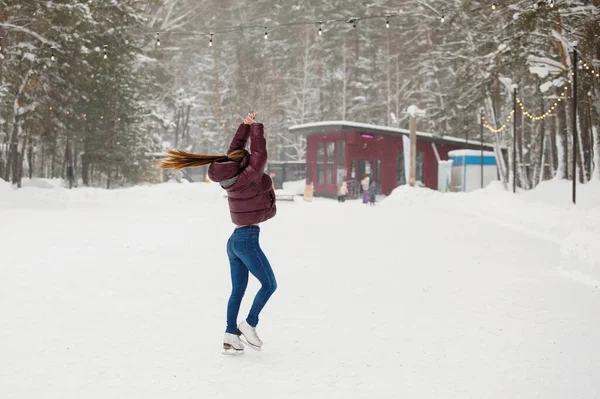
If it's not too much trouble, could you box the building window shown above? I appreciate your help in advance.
[326,142,335,185]
[317,143,325,184]
[336,141,346,184]
[376,159,382,187]
[397,151,424,185]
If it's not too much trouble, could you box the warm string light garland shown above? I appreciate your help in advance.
[483,58,588,133]
[482,110,515,133]
[517,85,568,121]
[0,1,585,135]
[149,12,403,50]
[0,3,559,62]
[579,59,600,79]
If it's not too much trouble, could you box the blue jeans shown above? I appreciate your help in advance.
[226,226,277,334]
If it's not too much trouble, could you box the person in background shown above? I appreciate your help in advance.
[338,181,349,203]
[368,181,378,206]
[361,174,370,204]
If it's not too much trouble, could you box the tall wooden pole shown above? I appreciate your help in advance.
[409,115,417,186]
[572,47,578,204]
[513,88,517,193]
[480,112,484,188]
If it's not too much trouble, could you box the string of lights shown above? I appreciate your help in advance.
[578,59,600,80]
[148,12,406,47]
[1,0,585,133]
[517,84,568,122]
[482,110,515,133]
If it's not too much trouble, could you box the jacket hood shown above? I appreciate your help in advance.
[208,156,249,183]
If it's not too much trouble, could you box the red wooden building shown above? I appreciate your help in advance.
[288,121,498,197]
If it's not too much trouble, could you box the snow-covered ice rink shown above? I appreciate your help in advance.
[1,179,599,399]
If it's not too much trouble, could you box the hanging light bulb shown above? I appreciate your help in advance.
[441,9,445,23]
[103,45,108,59]
[264,27,268,40]
[209,34,213,47]
[549,0,555,8]
[51,47,55,62]
[156,33,161,47]
[492,2,497,10]
[318,22,323,36]
[386,17,390,28]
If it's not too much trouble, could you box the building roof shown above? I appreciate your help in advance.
[288,121,500,151]
[448,149,495,157]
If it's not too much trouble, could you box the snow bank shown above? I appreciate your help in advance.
[559,206,600,285]
[21,178,64,189]
[0,181,226,209]
[383,178,600,284]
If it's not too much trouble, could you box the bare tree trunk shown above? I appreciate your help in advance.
[27,138,34,180]
[517,116,529,190]
[182,105,192,146]
[576,112,586,183]
[537,106,547,184]
[215,50,221,124]
[40,141,45,178]
[50,137,57,179]
[593,124,600,181]
[556,102,568,179]
[577,107,590,183]
[10,145,19,186]
[0,149,4,181]
[341,36,347,120]
[173,109,181,148]
[592,89,600,180]
[16,133,27,188]
[82,152,90,186]
[7,115,21,184]
[107,166,112,189]
[73,140,79,187]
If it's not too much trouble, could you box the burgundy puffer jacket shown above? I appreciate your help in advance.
[208,123,277,226]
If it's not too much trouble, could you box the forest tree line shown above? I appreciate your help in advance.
[1,0,598,188]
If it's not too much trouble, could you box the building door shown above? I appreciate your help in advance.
[358,159,374,193]
[358,159,373,178]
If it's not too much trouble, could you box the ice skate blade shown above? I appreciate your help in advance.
[222,343,244,355]
[239,336,262,351]
[222,348,245,355]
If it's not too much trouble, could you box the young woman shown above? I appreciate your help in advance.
[159,113,277,354]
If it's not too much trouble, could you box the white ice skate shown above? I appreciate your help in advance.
[238,320,263,350]
[223,333,244,355]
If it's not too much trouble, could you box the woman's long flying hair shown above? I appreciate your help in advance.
[158,149,249,171]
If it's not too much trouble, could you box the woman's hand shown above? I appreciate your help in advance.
[243,112,257,125]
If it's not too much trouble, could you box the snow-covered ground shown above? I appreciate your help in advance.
[1,178,599,399]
